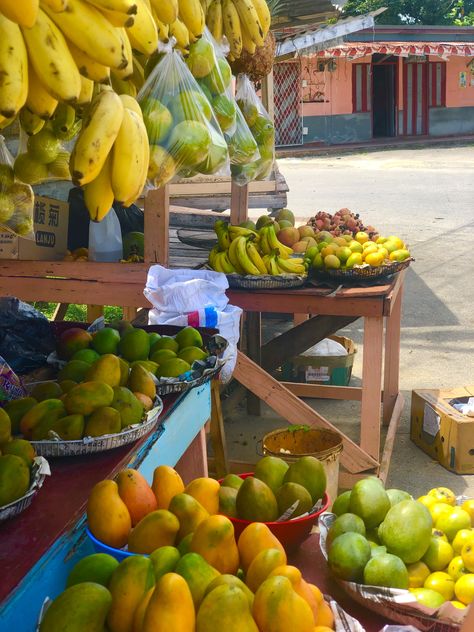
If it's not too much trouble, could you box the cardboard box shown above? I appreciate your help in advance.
[0,195,69,261]
[410,386,474,474]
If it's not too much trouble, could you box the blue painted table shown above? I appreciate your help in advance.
[0,383,211,632]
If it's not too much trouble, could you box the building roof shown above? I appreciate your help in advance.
[346,24,474,43]
[315,41,474,59]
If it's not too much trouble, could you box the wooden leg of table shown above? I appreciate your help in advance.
[53,303,69,321]
[293,314,309,326]
[87,305,104,322]
[379,392,405,484]
[175,427,208,484]
[122,307,138,322]
[360,316,384,462]
[144,186,169,265]
[383,285,402,426]
[246,312,261,415]
[210,380,229,478]
[230,181,249,225]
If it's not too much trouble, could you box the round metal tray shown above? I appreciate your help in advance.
[0,457,50,522]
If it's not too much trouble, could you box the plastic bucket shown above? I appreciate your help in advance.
[262,427,343,505]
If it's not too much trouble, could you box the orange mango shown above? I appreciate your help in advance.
[128,510,180,555]
[152,465,184,510]
[245,547,288,593]
[116,469,157,527]
[142,573,195,632]
[185,477,220,515]
[190,515,239,575]
[253,575,315,632]
[238,522,286,573]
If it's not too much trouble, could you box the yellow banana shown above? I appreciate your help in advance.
[40,0,69,10]
[42,0,128,70]
[22,9,82,104]
[231,0,264,47]
[111,107,148,204]
[119,93,142,117]
[276,256,306,275]
[269,254,280,275]
[222,0,242,58]
[98,7,135,26]
[113,28,134,79]
[208,245,219,269]
[0,14,28,119]
[252,0,270,38]
[111,73,137,96]
[246,239,267,274]
[77,75,94,105]
[19,108,45,135]
[206,0,222,42]
[228,236,246,274]
[228,225,258,241]
[177,0,204,38]
[130,55,145,90]
[214,220,231,250]
[235,236,260,275]
[267,224,293,258]
[241,19,257,55]
[83,154,115,222]
[25,66,58,120]
[70,89,124,185]
[169,18,190,50]
[67,39,110,83]
[85,0,137,13]
[0,0,38,27]
[153,13,170,42]
[127,0,158,55]
[150,0,177,24]
[259,226,271,255]
[215,250,235,273]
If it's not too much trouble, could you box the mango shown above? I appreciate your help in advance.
[57,327,92,360]
[148,332,161,347]
[33,414,85,441]
[327,532,371,581]
[169,493,209,541]
[85,407,121,437]
[236,477,278,522]
[197,585,258,632]
[67,553,119,588]
[87,480,132,548]
[86,354,122,387]
[142,573,195,632]
[283,456,326,504]
[185,477,220,515]
[112,387,144,429]
[30,382,62,402]
[91,327,120,355]
[1,438,36,467]
[150,546,181,581]
[253,576,315,632]
[276,482,313,519]
[119,357,130,386]
[150,336,179,354]
[128,510,180,554]
[152,465,184,510]
[20,399,66,439]
[0,454,30,505]
[150,349,176,364]
[349,477,391,529]
[40,582,111,632]
[58,360,90,383]
[3,397,36,435]
[71,348,100,364]
[245,548,288,593]
[175,326,203,350]
[65,382,114,416]
[58,380,77,394]
[178,533,194,556]
[134,392,154,411]
[254,456,289,495]
[204,574,254,608]
[219,486,238,517]
[267,565,320,622]
[379,499,433,563]
[131,360,159,375]
[238,522,286,573]
[155,358,191,379]
[191,515,239,574]
[132,587,154,632]
[178,346,207,364]
[221,473,244,490]
[175,551,220,608]
[107,555,155,632]
[116,469,157,526]
[119,328,150,362]
[0,408,11,445]
[127,364,156,400]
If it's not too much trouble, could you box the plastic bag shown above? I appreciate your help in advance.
[301,338,348,358]
[138,50,230,186]
[0,135,35,238]
[88,208,123,262]
[233,74,275,185]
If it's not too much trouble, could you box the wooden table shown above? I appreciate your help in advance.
[0,384,211,631]
[226,272,406,486]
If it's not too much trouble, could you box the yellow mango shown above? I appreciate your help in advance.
[107,555,155,632]
[86,354,121,387]
[142,572,195,632]
[197,585,259,632]
[39,582,112,632]
[152,465,184,510]
[253,575,314,632]
[175,552,220,608]
[238,522,286,573]
[185,477,220,515]
[20,399,66,439]
[127,364,156,400]
[127,510,180,554]
[87,480,132,548]
[0,454,30,505]
[150,546,181,581]
[245,548,288,593]
[268,565,319,623]
[190,515,239,575]
[169,493,209,541]
[204,574,254,608]
[132,587,154,632]
[65,381,115,416]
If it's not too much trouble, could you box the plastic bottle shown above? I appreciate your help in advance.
[88,208,123,262]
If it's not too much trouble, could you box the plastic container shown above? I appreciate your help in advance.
[261,427,343,506]
[88,208,123,262]
[86,527,140,562]
[219,473,329,550]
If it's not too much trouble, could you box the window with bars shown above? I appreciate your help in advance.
[428,62,446,108]
[352,63,371,113]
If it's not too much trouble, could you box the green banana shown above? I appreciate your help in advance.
[235,236,260,275]
[51,103,77,137]
[19,108,45,135]
[246,239,267,274]
[214,220,231,250]
[258,226,272,255]
[268,254,280,276]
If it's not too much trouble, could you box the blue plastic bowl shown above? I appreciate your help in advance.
[86,527,146,562]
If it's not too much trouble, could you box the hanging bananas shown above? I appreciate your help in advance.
[0,13,28,119]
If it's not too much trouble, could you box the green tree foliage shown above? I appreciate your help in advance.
[342,0,474,25]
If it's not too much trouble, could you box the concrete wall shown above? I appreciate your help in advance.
[429,106,474,136]
[304,112,372,145]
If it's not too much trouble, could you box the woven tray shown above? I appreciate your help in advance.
[226,273,307,290]
[30,398,163,457]
[0,457,50,522]
[311,258,413,285]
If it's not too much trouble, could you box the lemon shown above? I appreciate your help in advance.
[450,600,466,609]
[365,252,384,267]
[462,499,474,526]
[386,236,404,250]
[406,561,431,589]
[432,528,448,541]
[410,587,446,608]
[455,573,474,604]
[429,502,453,523]
[376,236,388,244]
[346,253,363,269]
[461,542,474,572]
[428,488,456,506]
[14,153,48,184]
[422,537,454,572]
[390,249,411,262]
[418,495,438,509]
[448,556,469,581]
[355,231,369,244]
[324,254,340,270]
[424,571,455,601]
[377,246,389,259]
[436,507,471,541]
[453,529,474,554]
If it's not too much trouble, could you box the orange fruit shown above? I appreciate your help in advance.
[432,529,448,541]
[450,600,467,609]
[324,254,340,270]
[418,495,438,509]
[364,252,384,267]
[314,600,334,628]
[427,487,456,506]
[429,502,453,523]
[355,231,369,244]
[461,499,474,526]
[406,561,431,589]
[461,542,474,572]
[448,556,470,581]
[455,573,474,605]
[424,571,455,601]
[453,529,474,554]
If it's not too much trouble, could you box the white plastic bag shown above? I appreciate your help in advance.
[301,338,348,358]
[88,208,123,262]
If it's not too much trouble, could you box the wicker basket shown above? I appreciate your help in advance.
[311,258,413,285]
[226,273,307,290]
[0,457,50,522]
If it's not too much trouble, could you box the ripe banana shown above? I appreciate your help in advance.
[119,93,143,117]
[70,89,124,185]
[127,0,159,56]
[83,154,115,222]
[206,0,223,42]
[77,75,94,105]
[169,18,190,51]
[150,0,177,24]
[0,14,28,119]
[67,39,110,83]
[246,239,267,274]
[42,0,128,70]
[0,0,38,27]
[21,9,82,104]
[214,220,231,250]
[25,66,58,120]
[111,107,148,204]
[214,251,236,274]
[85,0,137,13]
[98,6,135,26]
[153,13,170,42]
[252,0,271,39]
[40,0,69,11]
[232,0,264,47]
[114,28,134,79]
[19,108,46,135]
[240,19,257,55]
[228,237,246,274]
[266,224,293,259]
[208,245,219,269]
[235,236,260,275]
[228,225,258,241]
[276,256,306,275]
[222,0,242,58]
[178,0,204,39]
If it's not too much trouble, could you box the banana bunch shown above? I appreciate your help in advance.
[204,0,271,58]
[208,221,308,277]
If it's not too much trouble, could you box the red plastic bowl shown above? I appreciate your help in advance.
[219,473,330,550]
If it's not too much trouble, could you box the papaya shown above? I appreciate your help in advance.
[30,382,63,402]
[221,473,244,490]
[177,532,194,556]
[152,465,184,510]
[150,546,181,581]
[190,515,239,574]
[185,477,220,515]
[132,587,154,632]
[116,469,157,526]
[84,407,122,437]
[1,438,36,467]
[245,548,288,593]
[142,572,195,632]
[128,510,180,554]
[86,354,122,387]
[175,552,220,608]
[64,382,114,416]
[58,360,90,383]
[235,477,278,522]
[3,397,36,435]
[0,454,30,505]
[238,522,286,573]
[67,553,119,588]
[20,399,66,439]
[252,575,315,632]
[87,480,132,548]
[219,486,238,517]
[39,582,111,632]
[119,358,130,386]
[107,555,155,632]
[49,415,85,441]
[268,565,319,623]
[111,387,144,429]
[204,574,254,608]
[169,493,210,541]
[197,585,259,632]
[127,364,156,400]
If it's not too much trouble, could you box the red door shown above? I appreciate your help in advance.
[403,61,429,136]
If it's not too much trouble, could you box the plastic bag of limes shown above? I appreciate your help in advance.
[0,135,34,239]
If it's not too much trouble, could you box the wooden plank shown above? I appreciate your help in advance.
[282,382,363,401]
[383,283,403,425]
[360,316,384,461]
[122,307,138,322]
[169,179,277,195]
[175,427,208,485]
[230,181,249,225]
[246,312,262,415]
[0,261,148,283]
[379,392,405,484]
[168,193,287,213]
[52,303,69,321]
[210,380,229,478]
[233,351,378,474]
[262,70,275,121]
[87,305,104,321]
[144,187,169,265]
[382,269,404,317]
